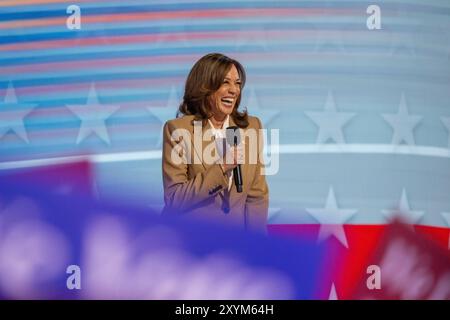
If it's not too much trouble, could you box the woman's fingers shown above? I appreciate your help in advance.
[221,146,237,172]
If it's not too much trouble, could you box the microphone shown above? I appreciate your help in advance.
[226,126,243,193]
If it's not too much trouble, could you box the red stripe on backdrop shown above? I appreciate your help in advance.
[0,55,198,75]
[0,0,92,7]
[0,32,231,51]
[334,225,387,300]
[268,224,450,299]
[415,224,450,250]
[0,8,338,30]
[0,77,186,99]
[0,29,320,52]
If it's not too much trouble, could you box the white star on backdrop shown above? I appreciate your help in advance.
[328,283,338,300]
[381,188,425,225]
[67,83,120,145]
[441,212,450,227]
[441,212,450,249]
[147,86,179,148]
[382,93,422,146]
[0,82,36,143]
[305,90,355,144]
[267,207,282,222]
[305,186,358,248]
[441,117,450,148]
[242,86,280,128]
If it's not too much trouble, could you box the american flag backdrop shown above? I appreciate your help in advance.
[0,0,449,299]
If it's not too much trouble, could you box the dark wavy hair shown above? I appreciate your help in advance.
[178,53,249,128]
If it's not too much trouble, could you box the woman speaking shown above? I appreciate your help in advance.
[161,53,268,233]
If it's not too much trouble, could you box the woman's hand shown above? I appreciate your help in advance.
[220,145,243,173]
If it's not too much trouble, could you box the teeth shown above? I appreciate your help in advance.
[222,98,233,104]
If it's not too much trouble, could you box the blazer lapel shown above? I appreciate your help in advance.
[189,116,249,194]
[190,117,217,172]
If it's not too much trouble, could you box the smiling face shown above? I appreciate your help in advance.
[209,64,242,121]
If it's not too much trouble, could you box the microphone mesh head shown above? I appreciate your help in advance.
[226,126,241,146]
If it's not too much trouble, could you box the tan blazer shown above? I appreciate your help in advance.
[161,114,269,233]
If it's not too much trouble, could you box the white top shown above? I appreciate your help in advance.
[208,115,233,191]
